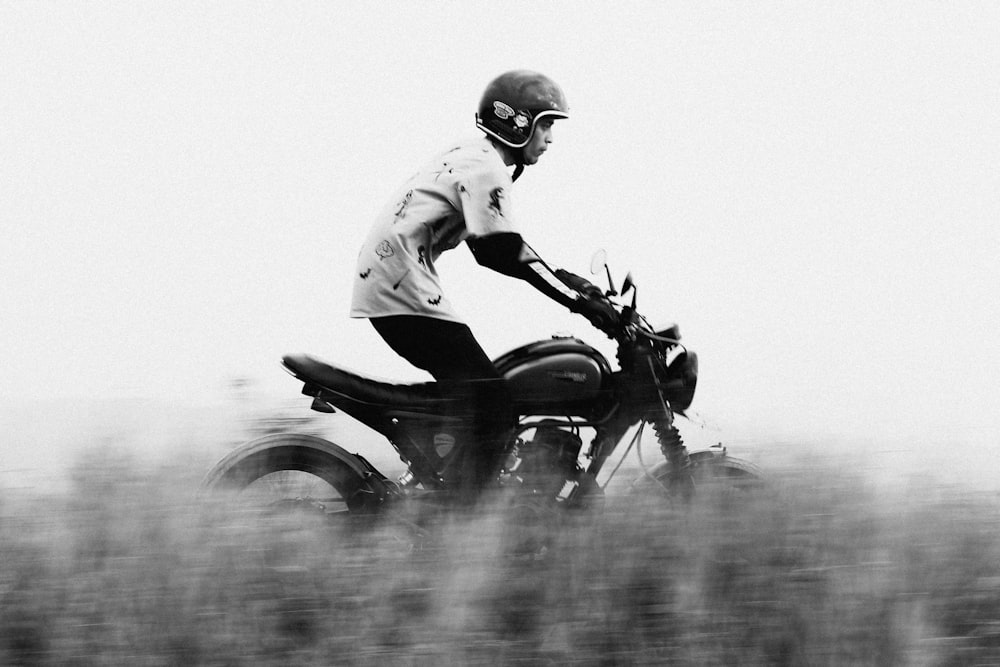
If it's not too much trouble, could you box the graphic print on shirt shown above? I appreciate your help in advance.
[488,186,505,217]
[375,240,394,260]
[350,137,515,323]
[432,162,454,183]
[392,268,410,291]
[393,190,413,222]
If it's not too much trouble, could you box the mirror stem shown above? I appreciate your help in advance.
[605,266,617,296]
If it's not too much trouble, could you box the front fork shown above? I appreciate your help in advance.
[584,348,693,480]
[638,348,690,474]
[651,410,690,473]
[639,411,691,501]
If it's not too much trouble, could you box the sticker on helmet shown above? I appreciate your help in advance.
[493,101,515,120]
[514,112,531,130]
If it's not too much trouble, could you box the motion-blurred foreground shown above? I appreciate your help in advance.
[2,416,1000,666]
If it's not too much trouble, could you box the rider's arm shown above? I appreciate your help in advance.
[468,232,620,336]
[466,232,582,309]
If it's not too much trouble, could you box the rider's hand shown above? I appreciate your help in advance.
[555,269,603,299]
[572,296,619,338]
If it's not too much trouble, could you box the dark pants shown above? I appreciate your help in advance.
[370,315,514,492]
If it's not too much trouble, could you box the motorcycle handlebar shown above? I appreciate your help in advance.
[568,292,627,341]
[564,264,678,345]
[579,292,682,350]
[569,258,685,349]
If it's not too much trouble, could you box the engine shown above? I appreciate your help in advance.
[509,423,584,497]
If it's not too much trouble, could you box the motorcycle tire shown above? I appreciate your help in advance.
[631,450,764,502]
[202,433,386,516]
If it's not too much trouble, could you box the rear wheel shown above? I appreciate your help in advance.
[202,434,387,516]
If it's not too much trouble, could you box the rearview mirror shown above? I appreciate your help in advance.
[589,249,608,275]
[622,272,636,308]
[621,272,634,295]
[589,249,617,297]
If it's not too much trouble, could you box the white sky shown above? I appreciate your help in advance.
[3,2,999,456]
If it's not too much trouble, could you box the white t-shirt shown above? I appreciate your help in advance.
[350,137,517,323]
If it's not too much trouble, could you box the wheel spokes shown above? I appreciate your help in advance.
[240,471,350,514]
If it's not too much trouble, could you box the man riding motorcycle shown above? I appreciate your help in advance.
[350,70,616,498]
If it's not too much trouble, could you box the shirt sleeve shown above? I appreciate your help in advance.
[467,232,583,310]
[458,159,518,237]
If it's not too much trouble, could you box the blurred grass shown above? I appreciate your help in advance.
[2,441,1000,666]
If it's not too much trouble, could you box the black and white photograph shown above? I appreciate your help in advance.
[2,2,999,664]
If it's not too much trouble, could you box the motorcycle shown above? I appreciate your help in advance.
[203,252,761,525]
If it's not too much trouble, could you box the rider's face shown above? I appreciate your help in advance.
[522,119,555,165]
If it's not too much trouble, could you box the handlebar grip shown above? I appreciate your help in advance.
[555,268,602,297]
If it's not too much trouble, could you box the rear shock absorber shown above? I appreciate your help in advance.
[652,417,690,473]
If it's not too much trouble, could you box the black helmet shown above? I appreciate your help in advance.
[475,70,569,149]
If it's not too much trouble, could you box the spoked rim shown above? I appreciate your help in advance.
[630,453,765,502]
[202,435,387,516]
[234,470,352,517]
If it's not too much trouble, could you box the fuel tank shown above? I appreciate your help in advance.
[493,336,612,413]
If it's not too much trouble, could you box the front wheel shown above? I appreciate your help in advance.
[630,449,764,503]
[202,433,388,516]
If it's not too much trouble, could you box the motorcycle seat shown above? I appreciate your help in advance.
[281,353,463,413]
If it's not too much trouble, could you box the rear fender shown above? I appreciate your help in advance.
[202,433,393,510]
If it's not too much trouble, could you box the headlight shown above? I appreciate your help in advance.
[662,350,698,412]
